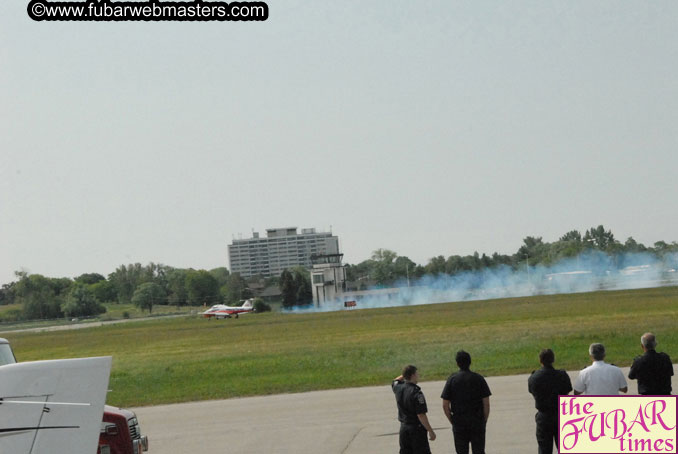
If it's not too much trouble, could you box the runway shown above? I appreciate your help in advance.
[132,366,675,454]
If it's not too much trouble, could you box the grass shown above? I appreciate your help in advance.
[3,286,678,408]
[0,303,196,330]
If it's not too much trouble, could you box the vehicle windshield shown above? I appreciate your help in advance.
[0,343,17,366]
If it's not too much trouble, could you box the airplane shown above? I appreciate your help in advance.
[201,299,254,319]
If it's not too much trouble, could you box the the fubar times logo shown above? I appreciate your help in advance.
[559,396,677,453]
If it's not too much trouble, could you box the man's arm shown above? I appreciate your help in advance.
[573,374,584,395]
[482,397,490,422]
[562,371,573,394]
[628,358,638,380]
[442,399,453,425]
[392,375,403,393]
[618,369,628,393]
[417,413,436,441]
[662,354,674,377]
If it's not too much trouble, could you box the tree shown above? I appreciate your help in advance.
[370,249,398,285]
[166,268,189,306]
[51,277,74,298]
[371,248,397,263]
[583,225,616,250]
[516,236,549,265]
[209,267,230,288]
[75,273,106,285]
[277,268,312,307]
[143,262,169,293]
[62,283,106,318]
[652,241,676,255]
[241,286,254,300]
[345,260,377,283]
[90,279,117,303]
[623,237,647,253]
[185,270,220,306]
[252,297,271,313]
[0,282,17,306]
[221,273,247,305]
[109,263,145,304]
[131,282,166,314]
[394,256,416,281]
[491,252,513,268]
[559,230,582,243]
[292,267,312,305]
[14,274,65,320]
[279,270,296,308]
[425,256,446,275]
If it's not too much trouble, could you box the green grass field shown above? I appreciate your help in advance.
[0,303,196,329]
[3,286,677,408]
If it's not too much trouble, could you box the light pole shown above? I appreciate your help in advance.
[406,263,410,288]
[525,253,530,284]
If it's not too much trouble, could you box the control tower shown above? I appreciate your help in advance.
[310,253,347,306]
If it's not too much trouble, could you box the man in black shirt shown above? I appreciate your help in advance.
[441,351,491,454]
[628,332,674,395]
[392,365,436,454]
[528,348,572,454]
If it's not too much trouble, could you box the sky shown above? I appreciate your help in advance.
[1,1,677,286]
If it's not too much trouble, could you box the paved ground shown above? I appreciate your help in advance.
[134,366,676,454]
[0,314,191,334]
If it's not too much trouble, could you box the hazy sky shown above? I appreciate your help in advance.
[1,1,677,285]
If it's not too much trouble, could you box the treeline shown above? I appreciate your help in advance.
[345,226,678,287]
[279,267,313,308]
[2,225,677,319]
[0,264,261,322]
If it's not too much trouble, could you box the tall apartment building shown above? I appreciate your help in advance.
[228,227,339,278]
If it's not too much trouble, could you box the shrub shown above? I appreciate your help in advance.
[252,298,271,313]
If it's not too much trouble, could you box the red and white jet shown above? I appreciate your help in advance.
[201,299,254,319]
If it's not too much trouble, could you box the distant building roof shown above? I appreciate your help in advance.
[259,285,282,298]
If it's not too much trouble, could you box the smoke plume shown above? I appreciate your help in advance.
[288,251,678,313]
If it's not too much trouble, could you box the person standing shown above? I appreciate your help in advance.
[528,348,573,454]
[392,365,436,454]
[573,343,627,395]
[628,332,674,395]
[441,350,491,454]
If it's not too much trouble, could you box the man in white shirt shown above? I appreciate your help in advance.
[573,343,628,395]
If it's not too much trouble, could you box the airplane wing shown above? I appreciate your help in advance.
[0,357,111,454]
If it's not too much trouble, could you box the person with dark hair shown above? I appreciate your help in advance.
[528,348,573,454]
[441,350,491,454]
[392,365,436,454]
[573,343,627,395]
[628,332,674,395]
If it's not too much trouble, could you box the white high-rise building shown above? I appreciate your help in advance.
[228,227,339,278]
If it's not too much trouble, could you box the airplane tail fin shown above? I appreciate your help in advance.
[242,299,254,309]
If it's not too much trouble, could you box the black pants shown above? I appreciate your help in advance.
[399,423,431,454]
[536,411,558,454]
[452,418,486,454]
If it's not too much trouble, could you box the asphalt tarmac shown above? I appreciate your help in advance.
[134,366,675,454]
